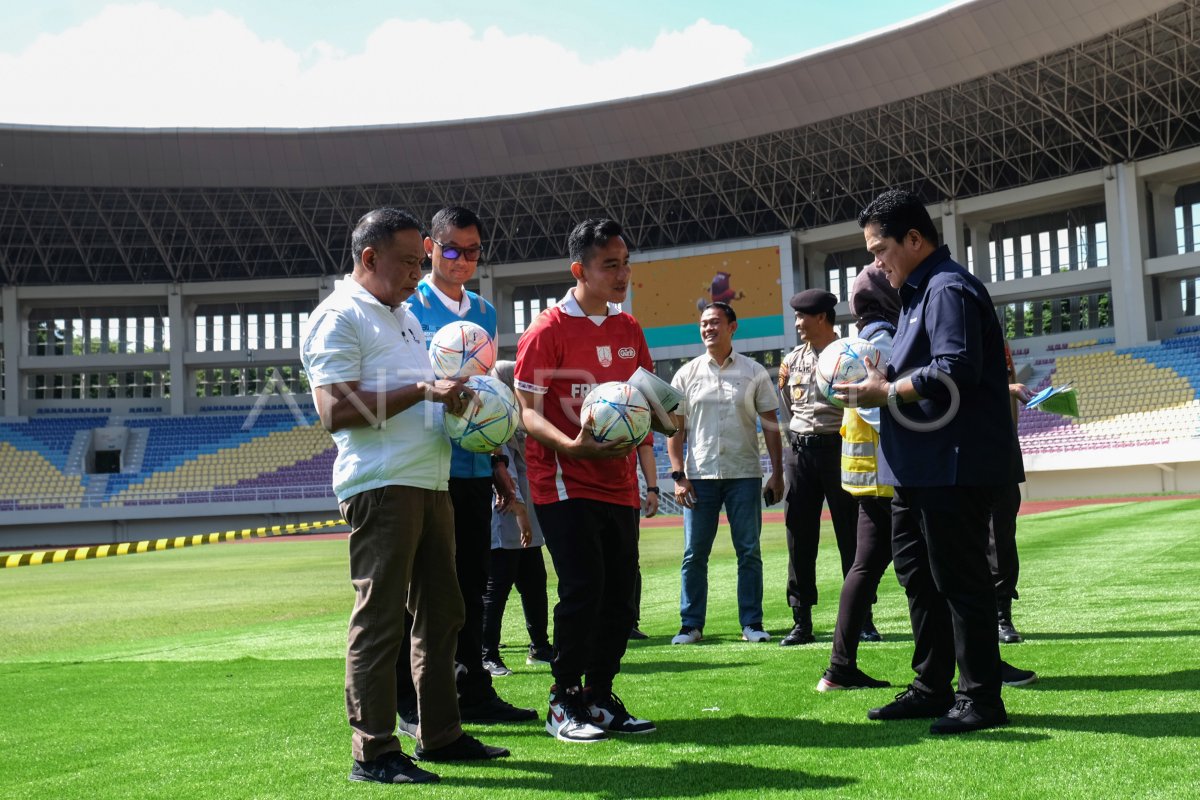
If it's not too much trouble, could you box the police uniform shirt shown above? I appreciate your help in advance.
[778,343,843,436]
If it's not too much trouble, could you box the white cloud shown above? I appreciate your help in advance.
[0,4,754,128]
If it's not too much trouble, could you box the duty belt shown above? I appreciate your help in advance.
[791,432,840,451]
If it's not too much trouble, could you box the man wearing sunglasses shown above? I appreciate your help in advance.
[398,207,537,732]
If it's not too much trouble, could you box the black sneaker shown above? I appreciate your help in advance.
[349,751,439,784]
[482,654,513,677]
[867,685,954,720]
[628,626,649,640]
[859,619,883,643]
[930,698,1009,734]
[459,693,538,723]
[397,709,419,739]
[816,666,891,692]
[998,616,1024,643]
[586,689,656,734]
[1001,660,1038,687]
[414,733,510,761]
[526,644,553,666]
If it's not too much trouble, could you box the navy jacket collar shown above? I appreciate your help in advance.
[900,245,953,302]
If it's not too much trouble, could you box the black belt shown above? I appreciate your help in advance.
[791,432,840,450]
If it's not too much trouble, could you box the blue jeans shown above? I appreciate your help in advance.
[680,478,764,630]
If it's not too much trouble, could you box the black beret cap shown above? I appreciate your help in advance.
[789,289,838,314]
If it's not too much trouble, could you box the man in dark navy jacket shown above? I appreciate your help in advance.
[838,189,1023,734]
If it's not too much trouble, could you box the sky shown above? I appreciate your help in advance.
[0,0,958,129]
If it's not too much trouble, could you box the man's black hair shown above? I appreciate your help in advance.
[704,301,737,324]
[430,206,484,241]
[351,208,423,265]
[568,218,624,265]
[857,189,939,247]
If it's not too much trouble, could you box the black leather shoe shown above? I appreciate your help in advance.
[459,693,538,723]
[859,620,883,643]
[415,733,510,761]
[349,751,439,784]
[779,607,815,646]
[998,616,1024,643]
[780,623,815,646]
[930,698,1009,734]
[867,685,954,720]
[1001,660,1038,687]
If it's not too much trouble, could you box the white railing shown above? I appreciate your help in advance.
[0,484,335,510]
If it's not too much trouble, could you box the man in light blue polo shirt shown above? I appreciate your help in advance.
[302,208,508,784]
[398,207,535,729]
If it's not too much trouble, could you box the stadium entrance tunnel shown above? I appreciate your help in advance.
[88,427,128,474]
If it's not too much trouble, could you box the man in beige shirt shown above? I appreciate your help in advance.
[668,302,784,645]
[776,289,862,646]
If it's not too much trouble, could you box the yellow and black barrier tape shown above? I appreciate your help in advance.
[3,519,348,569]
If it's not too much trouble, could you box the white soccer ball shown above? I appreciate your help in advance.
[815,337,881,408]
[443,375,519,453]
[581,382,651,445]
[428,320,496,379]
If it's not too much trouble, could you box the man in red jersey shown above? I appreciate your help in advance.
[514,218,661,743]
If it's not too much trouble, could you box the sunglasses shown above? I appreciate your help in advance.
[432,239,484,262]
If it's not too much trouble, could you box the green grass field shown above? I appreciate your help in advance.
[2,499,1199,799]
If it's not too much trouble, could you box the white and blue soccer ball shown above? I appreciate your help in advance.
[581,382,651,445]
[443,375,519,453]
[429,320,496,379]
[815,336,881,408]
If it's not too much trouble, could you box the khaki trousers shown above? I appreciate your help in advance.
[341,485,465,761]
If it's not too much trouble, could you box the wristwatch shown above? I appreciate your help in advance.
[490,453,510,468]
[646,486,660,495]
[887,382,903,406]
[670,470,685,481]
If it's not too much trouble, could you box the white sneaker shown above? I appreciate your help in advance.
[670,627,703,645]
[546,686,607,743]
[741,624,771,642]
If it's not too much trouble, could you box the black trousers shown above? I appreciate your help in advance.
[397,476,496,712]
[481,546,550,657]
[987,482,1022,606]
[892,485,1003,707]
[784,439,859,608]
[829,495,893,670]
[535,498,639,694]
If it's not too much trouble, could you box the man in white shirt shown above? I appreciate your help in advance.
[667,302,784,644]
[301,208,508,785]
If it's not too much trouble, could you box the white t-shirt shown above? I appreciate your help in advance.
[301,277,451,501]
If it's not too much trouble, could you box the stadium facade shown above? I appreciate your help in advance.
[3,0,1200,546]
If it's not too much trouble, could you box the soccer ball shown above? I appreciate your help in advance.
[581,382,651,445]
[815,337,881,408]
[443,375,519,453]
[429,320,496,379]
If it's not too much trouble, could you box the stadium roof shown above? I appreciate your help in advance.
[1,0,1196,285]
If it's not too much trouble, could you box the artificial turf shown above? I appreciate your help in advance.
[1,498,1198,799]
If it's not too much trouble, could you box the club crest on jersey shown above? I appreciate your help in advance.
[596,346,612,367]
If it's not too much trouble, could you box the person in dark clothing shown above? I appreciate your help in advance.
[840,189,1024,735]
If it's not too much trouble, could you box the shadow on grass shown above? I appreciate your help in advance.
[1020,630,1200,641]
[1021,711,1200,737]
[450,757,855,798]
[621,659,754,675]
[1030,669,1200,692]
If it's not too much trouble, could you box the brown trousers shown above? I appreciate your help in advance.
[341,485,465,761]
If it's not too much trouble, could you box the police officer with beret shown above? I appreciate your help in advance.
[775,289,861,646]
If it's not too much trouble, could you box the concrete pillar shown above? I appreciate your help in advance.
[1105,162,1153,347]
[1148,182,1179,258]
[941,201,967,265]
[168,287,186,415]
[969,223,992,282]
[2,286,20,416]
